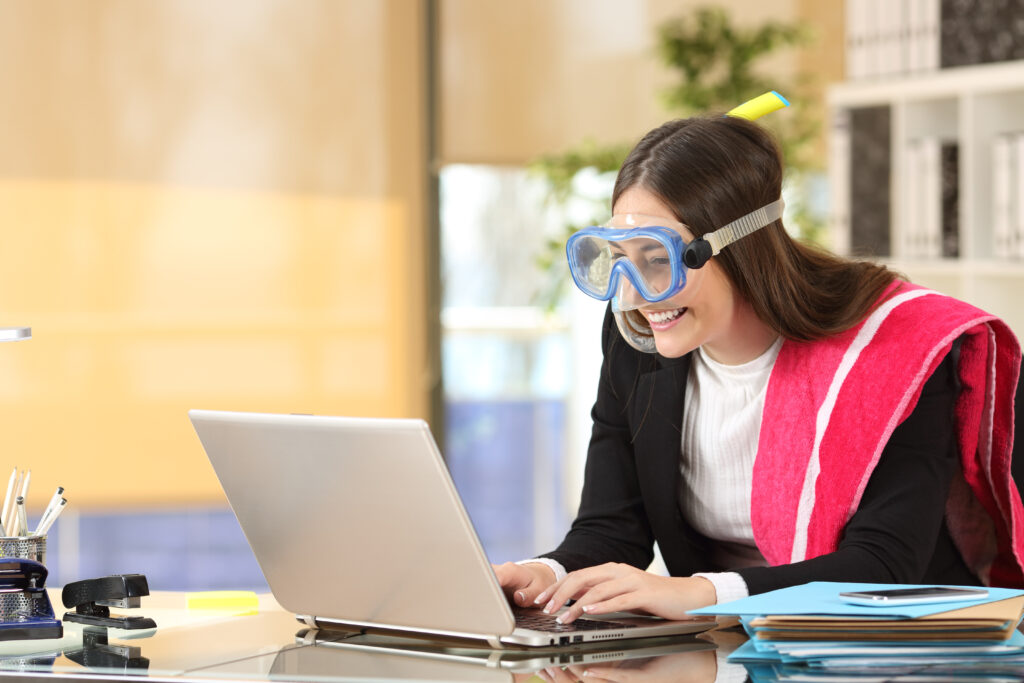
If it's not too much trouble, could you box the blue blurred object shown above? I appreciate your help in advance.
[446,398,567,564]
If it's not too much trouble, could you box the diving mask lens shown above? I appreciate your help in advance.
[566,221,688,309]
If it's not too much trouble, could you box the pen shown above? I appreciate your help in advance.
[17,470,30,504]
[15,496,27,537]
[36,498,66,536]
[36,487,64,535]
[16,471,30,535]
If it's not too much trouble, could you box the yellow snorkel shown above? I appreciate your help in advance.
[727,90,790,120]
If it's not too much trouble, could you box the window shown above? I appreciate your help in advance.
[439,165,574,562]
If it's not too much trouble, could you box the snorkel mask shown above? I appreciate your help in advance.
[565,91,790,353]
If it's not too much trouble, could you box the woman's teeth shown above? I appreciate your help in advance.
[648,308,686,323]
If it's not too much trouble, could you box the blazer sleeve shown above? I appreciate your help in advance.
[737,345,976,594]
[539,306,657,573]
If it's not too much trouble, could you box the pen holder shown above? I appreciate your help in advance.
[0,536,46,565]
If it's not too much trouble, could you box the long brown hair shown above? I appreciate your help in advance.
[613,115,898,342]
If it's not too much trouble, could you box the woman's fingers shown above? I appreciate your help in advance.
[558,579,640,624]
[533,566,716,624]
[492,562,556,607]
[537,665,583,682]
[537,564,641,622]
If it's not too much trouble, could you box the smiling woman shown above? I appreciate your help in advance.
[493,108,1024,625]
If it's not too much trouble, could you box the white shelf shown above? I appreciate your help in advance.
[829,60,1024,107]
[828,60,1024,338]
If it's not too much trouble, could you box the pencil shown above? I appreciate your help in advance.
[4,471,23,537]
[1,468,17,537]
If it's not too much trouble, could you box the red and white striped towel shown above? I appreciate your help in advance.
[751,282,1024,586]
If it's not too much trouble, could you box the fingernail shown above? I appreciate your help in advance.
[556,613,568,624]
[582,604,592,613]
[543,600,554,614]
[534,591,547,604]
[515,591,526,604]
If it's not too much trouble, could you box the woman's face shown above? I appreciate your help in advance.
[612,187,771,363]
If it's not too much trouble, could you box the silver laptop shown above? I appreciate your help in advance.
[188,409,716,647]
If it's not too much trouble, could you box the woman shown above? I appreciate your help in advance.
[494,110,1024,625]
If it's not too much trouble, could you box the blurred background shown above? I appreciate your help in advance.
[0,0,1021,591]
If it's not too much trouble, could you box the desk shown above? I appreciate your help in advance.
[3,593,1013,682]
[0,592,723,682]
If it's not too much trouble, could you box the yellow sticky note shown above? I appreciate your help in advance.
[186,590,259,612]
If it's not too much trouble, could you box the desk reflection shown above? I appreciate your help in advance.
[63,627,149,673]
[526,649,716,683]
[272,628,720,682]
[534,629,747,683]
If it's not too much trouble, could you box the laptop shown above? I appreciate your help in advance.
[188,409,716,647]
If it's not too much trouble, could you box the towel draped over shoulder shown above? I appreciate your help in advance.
[752,282,1024,586]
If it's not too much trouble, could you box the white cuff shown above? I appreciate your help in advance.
[692,571,749,605]
[516,558,567,583]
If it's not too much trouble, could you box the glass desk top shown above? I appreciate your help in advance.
[2,592,1020,682]
[0,591,723,682]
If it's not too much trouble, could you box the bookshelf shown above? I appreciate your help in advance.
[827,59,1024,337]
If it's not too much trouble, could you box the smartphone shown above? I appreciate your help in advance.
[838,586,989,606]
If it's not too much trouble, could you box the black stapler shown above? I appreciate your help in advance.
[61,574,156,630]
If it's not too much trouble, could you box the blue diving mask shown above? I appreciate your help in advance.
[566,198,784,312]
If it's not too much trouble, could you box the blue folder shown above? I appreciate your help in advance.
[688,581,1024,619]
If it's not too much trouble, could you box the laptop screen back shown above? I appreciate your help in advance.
[189,410,516,638]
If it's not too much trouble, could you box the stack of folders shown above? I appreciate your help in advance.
[689,582,1024,682]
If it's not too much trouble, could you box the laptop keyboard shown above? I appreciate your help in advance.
[513,608,637,633]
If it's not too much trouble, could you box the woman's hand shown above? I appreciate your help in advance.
[492,561,557,608]
[533,563,717,624]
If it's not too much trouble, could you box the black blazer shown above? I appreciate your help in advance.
[541,306,980,595]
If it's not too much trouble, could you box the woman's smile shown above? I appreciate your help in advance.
[645,306,687,330]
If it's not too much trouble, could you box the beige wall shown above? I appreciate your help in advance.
[0,0,842,511]
[439,0,821,165]
[797,0,846,163]
[0,0,429,508]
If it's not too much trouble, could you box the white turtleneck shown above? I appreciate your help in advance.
[523,337,783,607]
[682,336,783,603]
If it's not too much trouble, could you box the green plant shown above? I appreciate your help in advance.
[531,6,823,309]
